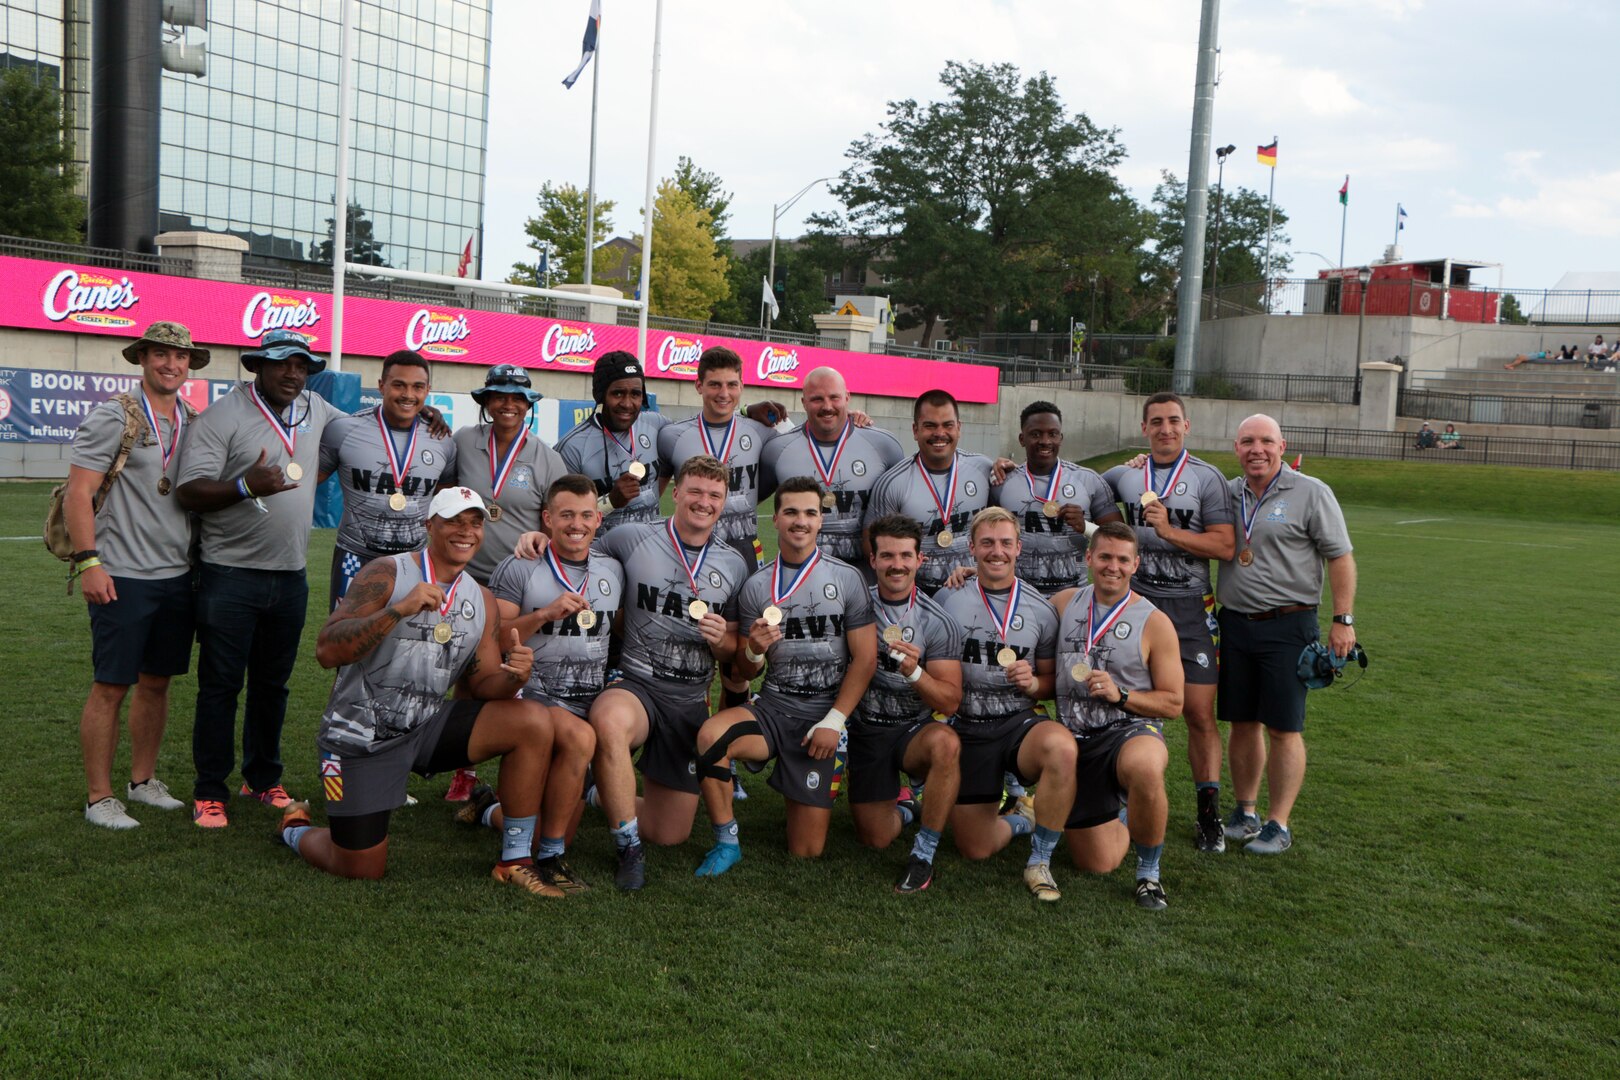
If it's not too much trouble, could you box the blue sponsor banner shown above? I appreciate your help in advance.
[0,366,236,444]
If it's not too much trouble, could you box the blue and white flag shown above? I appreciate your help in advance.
[1397,203,1408,231]
[562,0,602,89]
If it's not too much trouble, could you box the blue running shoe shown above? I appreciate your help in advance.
[695,843,743,877]
[1245,820,1293,855]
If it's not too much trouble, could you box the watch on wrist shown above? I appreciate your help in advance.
[1116,687,1131,709]
[1332,614,1355,626]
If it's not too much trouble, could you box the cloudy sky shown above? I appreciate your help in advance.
[482,0,1616,293]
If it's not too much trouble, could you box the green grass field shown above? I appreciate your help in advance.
[2,456,1617,1078]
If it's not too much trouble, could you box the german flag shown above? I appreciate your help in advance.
[1257,141,1278,167]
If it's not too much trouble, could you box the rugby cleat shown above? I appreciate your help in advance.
[894,855,934,895]
[240,783,294,809]
[1023,861,1062,903]
[85,796,140,830]
[534,854,591,894]
[192,799,228,829]
[492,859,566,898]
[444,768,478,802]
[895,791,921,827]
[1195,810,1227,853]
[615,842,646,891]
[126,778,184,810]
[1134,878,1169,910]
[1224,808,1262,842]
[694,843,743,878]
[1245,820,1293,855]
[277,800,312,843]
[454,784,498,827]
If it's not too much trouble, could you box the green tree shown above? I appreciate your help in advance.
[672,156,732,245]
[824,60,1135,344]
[1499,292,1528,325]
[509,182,615,286]
[316,201,388,266]
[636,180,729,320]
[710,240,829,333]
[0,69,82,243]
[1149,170,1291,294]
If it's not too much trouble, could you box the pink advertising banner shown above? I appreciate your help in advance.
[0,256,999,404]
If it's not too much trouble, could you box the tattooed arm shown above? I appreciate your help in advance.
[316,558,442,669]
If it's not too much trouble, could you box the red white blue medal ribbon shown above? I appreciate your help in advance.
[1145,449,1189,500]
[666,517,710,595]
[915,453,958,530]
[488,427,528,501]
[139,390,182,473]
[249,384,298,457]
[544,546,589,599]
[376,410,419,490]
[771,549,822,608]
[419,548,464,618]
[596,413,639,464]
[1239,470,1284,547]
[1025,462,1063,504]
[877,584,917,628]
[977,579,1024,644]
[805,420,853,488]
[698,416,737,463]
[1085,588,1134,653]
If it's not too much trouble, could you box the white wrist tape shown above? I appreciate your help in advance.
[744,645,766,665]
[810,708,848,737]
[905,664,923,684]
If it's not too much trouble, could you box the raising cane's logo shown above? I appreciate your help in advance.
[757,345,801,384]
[42,269,140,328]
[540,323,597,367]
[242,292,321,341]
[655,335,702,375]
[406,309,471,357]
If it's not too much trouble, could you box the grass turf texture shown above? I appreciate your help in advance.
[2,456,1617,1078]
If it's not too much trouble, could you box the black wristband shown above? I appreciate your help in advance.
[71,548,99,563]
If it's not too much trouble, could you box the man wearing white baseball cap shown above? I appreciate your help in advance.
[274,486,563,897]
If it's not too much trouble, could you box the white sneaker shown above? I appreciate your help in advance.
[126,778,185,810]
[86,796,140,830]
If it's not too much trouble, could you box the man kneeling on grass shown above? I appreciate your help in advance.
[276,487,564,897]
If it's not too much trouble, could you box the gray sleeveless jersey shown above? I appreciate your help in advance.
[935,579,1059,724]
[553,410,670,534]
[1103,454,1232,597]
[656,413,774,547]
[738,553,873,710]
[759,424,906,567]
[318,553,488,754]
[1056,586,1159,735]
[597,519,751,706]
[319,406,458,559]
[864,451,995,593]
[860,586,961,727]
[488,550,625,710]
[992,460,1117,595]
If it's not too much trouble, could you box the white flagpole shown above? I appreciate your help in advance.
[1262,135,1276,311]
[635,0,663,362]
[329,0,356,372]
[582,10,601,286]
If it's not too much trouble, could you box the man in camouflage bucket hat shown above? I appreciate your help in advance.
[122,321,211,369]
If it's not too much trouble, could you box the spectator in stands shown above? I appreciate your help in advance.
[1503,350,1552,370]
[1585,336,1609,370]
[1414,422,1439,449]
[1440,423,1462,450]
[1559,344,1578,362]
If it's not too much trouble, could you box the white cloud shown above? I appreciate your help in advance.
[1449,169,1620,238]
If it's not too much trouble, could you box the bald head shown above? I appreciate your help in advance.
[1234,413,1286,484]
[802,366,851,439]
[1236,413,1282,441]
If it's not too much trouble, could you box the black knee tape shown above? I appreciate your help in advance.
[697,719,762,779]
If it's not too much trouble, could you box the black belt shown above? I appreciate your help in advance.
[1228,604,1316,621]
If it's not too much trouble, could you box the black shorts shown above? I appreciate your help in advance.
[1145,591,1220,686]
[1217,607,1316,733]
[846,718,928,804]
[611,674,709,795]
[742,692,846,809]
[953,711,1042,805]
[322,698,483,849]
[1066,719,1167,829]
[88,571,196,685]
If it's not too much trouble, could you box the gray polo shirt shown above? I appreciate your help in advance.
[177,381,343,572]
[443,423,569,584]
[1215,468,1353,613]
[319,406,458,559]
[71,396,194,579]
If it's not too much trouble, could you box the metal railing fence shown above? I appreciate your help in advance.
[1206,277,1620,326]
[1281,425,1620,471]
[1399,388,1620,430]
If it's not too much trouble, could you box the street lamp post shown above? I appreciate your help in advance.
[1354,265,1372,376]
[1209,144,1237,302]
[766,176,835,334]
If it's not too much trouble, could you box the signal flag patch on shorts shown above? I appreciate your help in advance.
[321,756,343,801]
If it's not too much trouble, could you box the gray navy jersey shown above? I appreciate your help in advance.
[993,460,1117,595]
[1056,586,1159,735]
[443,423,569,584]
[738,553,873,709]
[864,451,996,594]
[935,579,1059,724]
[597,519,751,706]
[317,552,488,754]
[1103,453,1232,597]
[489,550,625,713]
[860,586,961,727]
[759,423,906,569]
[656,413,774,550]
[554,410,670,534]
[320,406,457,559]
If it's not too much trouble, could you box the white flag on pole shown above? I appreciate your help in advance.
[761,276,780,320]
[562,0,602,89]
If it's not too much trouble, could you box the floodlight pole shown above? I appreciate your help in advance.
[328,0,356,372]
[582,16,602,286]
[635,0,663,361]
[766,176,835,335]
[1172,0,1221,394]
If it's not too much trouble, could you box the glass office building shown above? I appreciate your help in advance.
[1,0,492,276]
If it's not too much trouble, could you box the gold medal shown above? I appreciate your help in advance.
[996,647,1017,669]
[157,477,171,496]
[688,599,709,621]
[576,609,597,630]
[627,461,647,479]
[1042,500,1060,518]
[1070,663,1091,682]
[389,492,408,512]
[486,502,503,523]
[432,621,453,644]
[821,491,836,509]
[597,495,614,513]
[882,625,903,645]
[762,605,783,627]
[936,529,954,549]
[1140,490,1160,508]
[1238,547,1254,567]
[285,462,304,481]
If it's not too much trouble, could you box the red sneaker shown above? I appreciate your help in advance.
[240,783,294,809]
[444,768,478,802]
[192,799,228,829]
